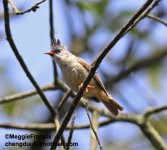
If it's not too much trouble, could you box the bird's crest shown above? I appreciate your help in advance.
[52,39,61,46]
[52,38,66,51]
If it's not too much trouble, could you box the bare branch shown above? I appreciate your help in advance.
[2,47,166,106]
[48,0,58,84]
[47,1,65,147]
[0,104,167,149]
[1,47,166,106]
[0,119,113,131]
[54,118,66,150]
[125,0,160,35]
[7,0,21,14]
[0,104,167,130]
[8,0,46,15]
[0,83,56,104]
[87,104,167,150]
[2,1,167,149]
[147,14,167,27]
[66,114,76,150]
[57,89,72,111]
[144,105,167,119]
[86,108,102,150]
[50,1,157,149]
[3,0,56,118]
[106,49,167,87]
[140,122,167,150]
[0,78,68,105]
[0,122,56,131]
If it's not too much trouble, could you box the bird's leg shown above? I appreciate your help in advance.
[78,83,95,93]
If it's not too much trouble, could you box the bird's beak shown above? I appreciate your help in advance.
[44,51,55,56]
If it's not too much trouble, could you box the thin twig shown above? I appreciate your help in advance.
[86,110,102,150]
[50,1,157,149]
[0,104,167,150]
[0,78,68,105]
[8,0,46,15]
[85,107,101,150]
[106,49,167,87]
[87,104,167,150]
[57,89,71,111]
[0,83,56,104]
[54,118,66,150]
[0,105,167,131]
[1,48,167,105]
[66,114,76,150]
[48,1,65,148]
[139,122,167,150]
[147,14,167,27]
[144,105,167,119]
[3,0,57,118]
[7,0,21,14]
[3,2,65,148]
[2,0,166,150]
[48,0,58,84]
[0,119,111,131]
[125,0,160,35]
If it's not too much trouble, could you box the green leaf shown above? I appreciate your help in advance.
[148,62,162,90]
[76,0,109,16]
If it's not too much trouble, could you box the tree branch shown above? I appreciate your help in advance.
[3,0,56,118]
[66,114,76,150]
[50,1,157,149]
[1,105,167,150]
[147,14,167,27]
[57,89,71,111]
[0,119,112,131]
[0,83,56,104]
[8,0,46,15]
[144,105,167,119]
[106,49,167,87]
[125,0,160,35]
[0,105,166,131]
[1,48,166,106]
[2,1,166,149]
[140,122,167,150]
[48,0,58,84]
[85,108,102,150]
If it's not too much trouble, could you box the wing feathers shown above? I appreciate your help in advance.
[76,57,108,96]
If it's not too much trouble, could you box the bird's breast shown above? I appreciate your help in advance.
[60,63,87,91]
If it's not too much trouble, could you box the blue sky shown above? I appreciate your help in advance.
[1,0,167,149]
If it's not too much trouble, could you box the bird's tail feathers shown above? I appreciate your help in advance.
[101,94,123,116]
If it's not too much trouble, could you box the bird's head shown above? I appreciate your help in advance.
[44,39,70,61]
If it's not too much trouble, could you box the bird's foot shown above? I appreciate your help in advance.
[78,83,95,93]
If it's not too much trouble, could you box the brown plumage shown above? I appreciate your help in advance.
[77,57,123,115]
[45,39,123,115]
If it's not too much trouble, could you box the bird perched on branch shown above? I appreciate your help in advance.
[45,39,123,115]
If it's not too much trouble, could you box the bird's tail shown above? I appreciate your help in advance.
[100,93,123,116]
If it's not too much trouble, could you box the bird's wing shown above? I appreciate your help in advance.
[76,57,108,96]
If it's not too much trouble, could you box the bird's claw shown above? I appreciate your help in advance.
[78,83,95,93]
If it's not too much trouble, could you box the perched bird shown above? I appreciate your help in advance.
[45,39,123,115]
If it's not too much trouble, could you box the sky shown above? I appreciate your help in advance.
[0,0,167,149]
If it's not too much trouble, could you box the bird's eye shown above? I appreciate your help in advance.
[54,49,61,53]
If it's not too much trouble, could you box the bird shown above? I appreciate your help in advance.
[44,39,123,115]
